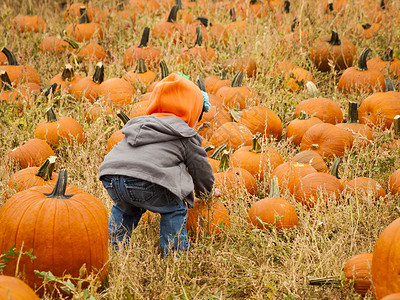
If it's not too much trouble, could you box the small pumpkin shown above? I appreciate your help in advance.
[98,77,136,109]
[178,26,216,64]
[343,253,373,297]
[208,121,253,150]
[12,7,48,33]
[75,41,106,62]
[38,36,78,55]
[152,6,181,42]
[223,57,257,78]
[49,64,83,93]
[367,48,400,79]
[122,58,157,91]
[70,62,105,102]
[66,6,104,42]
[34,107,85,148]
[338,48,386,94]
[229,133,284,181]
[310,31,356,72]
[291,150,329,173]
[7,138,55,169]
[343,177,386,200]
[0,275,39,300]
[7,156,58,194]
[107,112,130,152]
[287,111,323,146]
[123,27,162,70]
[204,70,231,95]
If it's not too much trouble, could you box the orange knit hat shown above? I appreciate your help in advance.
[146,73,203,128]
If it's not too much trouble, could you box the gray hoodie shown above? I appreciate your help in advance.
[99,115,214,208]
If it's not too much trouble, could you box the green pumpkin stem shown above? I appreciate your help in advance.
[35,156,57,181]
[194,26,203,47]
[46,107,58,122]
[330,157,341,179]
[2,48,18,66]
[250,133,262,153]
[117,111,130,125]
[217,150,231,173]
[362,23,372,30]
[385,78,396,92]
[63,37,79,49]
[308,276,341,286]
[229,7,237,22]
[26,0,33,15]
[306,81,320,98]
[394,115,400,139]
[210,144,227,160]
[269,176,280,198]
[220,69,228,80]
[298,111,311,120]
[136,58,147,74]
[229,109,241,122]
[44,169,73,199]
[0,70,12,91]
[79,6,90,24]
[139,27,150,48]
[328,31,341,46]
[284,0,290,13]
[160,60,169,79]
[203,144,215,153]
[348,101,358,123]
[167,6,179,23]
[381,48,394,62]
[231,71,244,87]
[175,0,183,10]
[197,76,207,92]
[61,64,75,81]
[93,62,105,84]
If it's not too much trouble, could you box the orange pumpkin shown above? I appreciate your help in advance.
[122,58,157,90]
[204,70,231,95]
[38,36,77,55]
[343,177,386,200]
[75,41,106,62]
[12,14,48,33]
[66,6,104,42]
[343,253,373,297]
[7,139,55,169]
[287,113,323,146]
[98,77,136,109]
[291,150,329,173]
[208,121,253,150]
[70,62,104,102]
[0,275,39,299]
[367,48,400,79]
[49,64,83,93]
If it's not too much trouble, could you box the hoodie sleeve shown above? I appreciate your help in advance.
[183,136,215,199]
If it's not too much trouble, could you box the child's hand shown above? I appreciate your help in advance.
[193,189,221,206]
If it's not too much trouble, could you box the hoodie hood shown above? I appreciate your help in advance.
[146,73,203,128]
[122,115,199,147]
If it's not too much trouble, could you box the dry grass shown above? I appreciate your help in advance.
[1,0,400,299]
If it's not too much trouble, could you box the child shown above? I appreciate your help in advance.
[99,73,217,257]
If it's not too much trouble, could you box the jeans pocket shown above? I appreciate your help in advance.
[124,179,154,202]
[101,176,113,189]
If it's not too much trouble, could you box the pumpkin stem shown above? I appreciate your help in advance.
[197,76,207,92]
[229,7,237,22]
[394,115,400,139]
[26,0,33,15]
[175,0,183,10]
[203,144,215,153]
[35,156,57,181]
[298,111,311,120]
[79,6,90,24]
[117,111,130,125]
[210,144,228,160]
[326,2,334,13]
[194,26,203,47]
[160,60,169,79]
[362,23,372,30]
[44,169,73,199]
[217,149,231,173]
[220,69,228,80]
[284,1,290,13]
[93,62,105,84]
[385,78,396,92]
[290,18,298,32]
[135,58,148,74]
[250,0,258,5]
[306,81,320,98]
[61,64,75,81]
[197,17,209,27]
[0,70,12,91]
[381,48,394,62]
[167,6,179,23]
[139,27,150,48]
[229,109,242,122]
[330,157,341,179]
[380,0,385,9]
[41,83,58,97]
[348,101,358,123]
[2,48,19,66]
[117,2,124,11]
[46,107,58,122]
[308,276,341,286]
[310,144,319,150]
[269,176,280,198]
[328,31,341,46]
[231,71,244,87]
[250,133,262,153]
[63,37,79,49]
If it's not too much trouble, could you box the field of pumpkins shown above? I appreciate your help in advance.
[1,0,400,298]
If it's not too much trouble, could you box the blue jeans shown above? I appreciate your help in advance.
[101,175,189,257]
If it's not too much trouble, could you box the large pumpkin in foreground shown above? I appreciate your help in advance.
[372,217,400,299]
[0,170,109,296]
